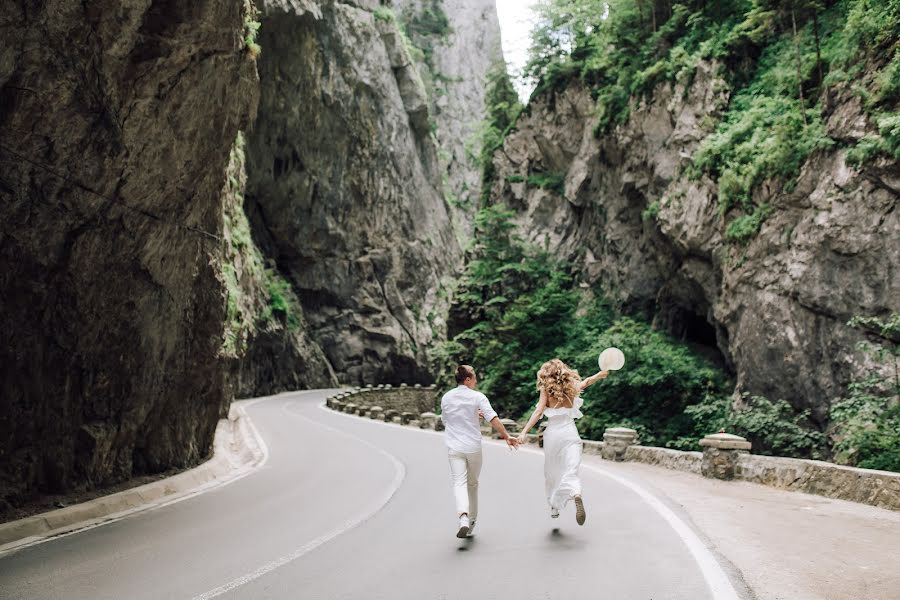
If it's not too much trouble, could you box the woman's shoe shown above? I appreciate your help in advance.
[550,508,560,518]
[574,496,586,526]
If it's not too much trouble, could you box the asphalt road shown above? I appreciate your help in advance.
[0,390,749,599]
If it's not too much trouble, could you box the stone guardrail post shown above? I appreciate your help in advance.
[369,406,384,420]
[700,432,751,480]
[601,427,638,461]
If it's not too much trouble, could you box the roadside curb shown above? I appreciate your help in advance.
[0,399,268,555]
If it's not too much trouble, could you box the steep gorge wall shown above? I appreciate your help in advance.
[0,1,258,511]
[0,0,500,511]
[490,65,899,423]
[244,0,496,384]
[395,0,504,232]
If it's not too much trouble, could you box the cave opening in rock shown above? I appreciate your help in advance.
[662,305,731,373]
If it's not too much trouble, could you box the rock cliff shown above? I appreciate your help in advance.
[490,64,899,423]
[395,0,504,232]
[244,0,492,385]
[0,1,258,511]
[0,0,501,512]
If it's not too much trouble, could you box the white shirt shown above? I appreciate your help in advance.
[440,385,498,454]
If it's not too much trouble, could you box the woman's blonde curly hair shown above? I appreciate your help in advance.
[537,359,581,408]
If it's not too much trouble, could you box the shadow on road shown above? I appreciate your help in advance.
[457,537,476,552]
[547,527,583,551]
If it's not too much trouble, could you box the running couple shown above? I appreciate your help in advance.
[441,361,608,538]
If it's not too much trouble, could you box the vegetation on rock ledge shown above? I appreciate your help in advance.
[525,0,899,241]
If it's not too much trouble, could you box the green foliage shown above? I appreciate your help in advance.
[526,172,566,194]
[476,63,523,199]
[505,174,526,183]
[442,205,733,448]
[830,314,900,472]
[641,200,660,222]
[573,317,731,445]
[674,393,827,458]
[262,270,301,331]
[373,6,395,23]
[527,0,748,130]
[525,0,898,246]
[242,0,262,59]
[846,112,900,164]
[724,204,771,243]
[400,0,452,69]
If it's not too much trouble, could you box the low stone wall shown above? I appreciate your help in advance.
[327,384,439,416]
[735,454,900,511]
[600,429,899,512]
[623,446,703,475]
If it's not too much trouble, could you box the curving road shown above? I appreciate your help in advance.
[0,391,751,599]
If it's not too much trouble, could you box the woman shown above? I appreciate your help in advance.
[517,359,608,525]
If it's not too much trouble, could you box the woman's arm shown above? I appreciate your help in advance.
[579,370,609,392]
[516,389,548,444]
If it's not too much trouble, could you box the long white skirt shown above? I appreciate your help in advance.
[543,417,583,510]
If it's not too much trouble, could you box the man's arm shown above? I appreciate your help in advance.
[479,395,518,448]
[489,417,518,448]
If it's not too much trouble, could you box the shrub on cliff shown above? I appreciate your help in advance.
[525,0,898,243]
[829,314,900,472]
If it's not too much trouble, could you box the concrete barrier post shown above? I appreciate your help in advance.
[384,409,398,422]
[400,411,414,425]
[700,432,752,480]
[601,427,638,461]
[369,406,384,420]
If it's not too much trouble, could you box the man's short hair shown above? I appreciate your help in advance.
[455,364,475,384]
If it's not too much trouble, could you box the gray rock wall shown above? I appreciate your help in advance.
[490,64,899,422]
[0,1,258,511]
[396,0,504,233]
[245,0,464,385]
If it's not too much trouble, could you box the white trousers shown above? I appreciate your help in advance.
[448,449,483,520]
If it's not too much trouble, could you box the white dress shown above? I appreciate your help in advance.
[542,396,584,510]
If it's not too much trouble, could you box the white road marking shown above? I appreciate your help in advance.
[579,461,741,600]
[190,404,406,600]
[322,401,743,600]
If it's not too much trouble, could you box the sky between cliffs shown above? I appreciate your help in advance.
[496,0,539,101]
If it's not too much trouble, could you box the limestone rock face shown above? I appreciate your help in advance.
[246,0,463,384]
[0,1,258,510]
[219,135,338,398]
[490,63,899,423]
[396,0,504,232]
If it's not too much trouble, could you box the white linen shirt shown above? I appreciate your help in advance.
[440,385,498,454]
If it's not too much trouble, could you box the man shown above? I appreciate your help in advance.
[440,364,518,538]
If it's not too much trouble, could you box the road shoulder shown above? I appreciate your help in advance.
[591,457,900,600]
[0,399,268,556]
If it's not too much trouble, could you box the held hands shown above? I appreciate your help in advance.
[516,433,528,446]
[505,436,520,450]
